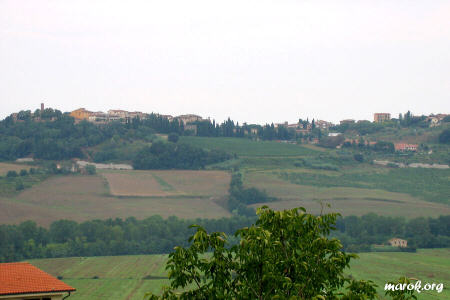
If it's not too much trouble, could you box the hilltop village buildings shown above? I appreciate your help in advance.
[66,108,446,149]
[11,105,444,152]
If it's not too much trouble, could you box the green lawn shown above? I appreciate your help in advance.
[27,249,449,300]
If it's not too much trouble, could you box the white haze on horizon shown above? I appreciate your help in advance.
[1,0,449,124]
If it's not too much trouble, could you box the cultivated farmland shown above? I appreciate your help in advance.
[0,162,32,176]
[101,170,230,197]
[0,174,231,226]
[245,171,450,218]
[27,249,450,300]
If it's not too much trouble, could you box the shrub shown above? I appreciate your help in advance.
[353,153,364,162]
[6,170,18,178]
[438,129,450,144]
[15,180,25,191]
[168,133,179,143]
[85,165,96,175]
[19,169,28,176]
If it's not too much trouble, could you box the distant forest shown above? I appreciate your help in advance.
[0,213,448,262]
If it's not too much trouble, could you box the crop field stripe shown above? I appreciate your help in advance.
[152,174,175,191]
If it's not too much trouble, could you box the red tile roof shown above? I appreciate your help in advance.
[0,262,75,296]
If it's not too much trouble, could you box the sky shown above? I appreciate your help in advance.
[1,0,449,124]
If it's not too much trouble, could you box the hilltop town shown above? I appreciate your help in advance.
[7,104,449,155]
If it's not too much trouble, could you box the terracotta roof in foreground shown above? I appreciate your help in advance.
[0,262,75,296]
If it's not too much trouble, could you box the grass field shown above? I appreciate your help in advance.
[245,171,450,218]
[179,136,317,157]
[29,255,170,300]
[101,170,230,197]
[0,174,231,226]
[277,167,450,204]
[349,249,450,299]
[27,249,450,300]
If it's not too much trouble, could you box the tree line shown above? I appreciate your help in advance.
[0,215,255,262]
[227,173,276,216]
[1,212,448,263]
[132,140,231,170]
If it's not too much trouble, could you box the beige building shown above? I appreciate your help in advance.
[70,108,92,120]
[374,113,391,123]
[176,114,203,125]
[315,120,333,129]
[388,238,408,248]
[108,109,129,119]
[0,262,75,300]
[394,143,418,152]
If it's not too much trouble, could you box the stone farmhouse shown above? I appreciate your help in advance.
[374,113,391,123]
[394,143,418,152]
[388,238,408,248]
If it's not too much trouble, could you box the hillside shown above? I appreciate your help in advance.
[27,249,450,300]
[0,132,449,226]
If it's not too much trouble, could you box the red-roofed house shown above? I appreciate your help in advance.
[0,262,75,300]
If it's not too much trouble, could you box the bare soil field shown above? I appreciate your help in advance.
[0,162,31,176]
[0,175,230,226]
[101,170,230,197]
[245,171,450,218]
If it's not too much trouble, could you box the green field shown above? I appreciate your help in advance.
[349,249,450,299]
[179,136,317,156]
[27,249,450,300]
[29,255,170,300]
[277,167,450,204]
[244,171,450,218]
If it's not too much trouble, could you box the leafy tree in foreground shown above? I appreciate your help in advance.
[145,206,393,299]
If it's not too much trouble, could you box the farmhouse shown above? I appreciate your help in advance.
[315,120,333,129]
[388,238,408,248]
[0,262,75,300]
[374,113,391,123]
[394,143,418,152]
[70,108,92,120]
[176,114,203,125]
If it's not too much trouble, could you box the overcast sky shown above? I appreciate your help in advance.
[1,0,449,124]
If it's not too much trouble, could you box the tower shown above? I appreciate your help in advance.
[41,103,44,111]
